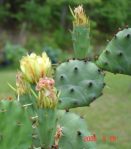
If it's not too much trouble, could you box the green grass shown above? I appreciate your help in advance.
[0,69,16,99]
[0,70,131,149]
[72,72,131,149]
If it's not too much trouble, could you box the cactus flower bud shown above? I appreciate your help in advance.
[54,125,63,147]
[70,5,90,59]
[20,52,52,84]
[36,77,55,91]
[71,5,88,26]
[36,77,58,108]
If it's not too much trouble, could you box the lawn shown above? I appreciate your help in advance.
[0,70,131,149]
[0,69,16,99]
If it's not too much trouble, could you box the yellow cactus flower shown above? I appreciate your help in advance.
[20,52,52,84]
[70,5,89,26]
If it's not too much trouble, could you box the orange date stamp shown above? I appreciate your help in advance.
[83,134,117,143]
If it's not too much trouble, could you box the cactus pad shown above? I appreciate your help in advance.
[37,109,57,148]
[0,100,32,149]
[72,26,90,59]
[19,94,38,117]
[57,110,96,149]
[55,60,104,109]
[97,28,131,75]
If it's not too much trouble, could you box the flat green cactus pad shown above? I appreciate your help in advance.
[57,110,96,149]
[19,94,38,117]
[0,100,32,149]
[72,25,90,59]
[55,60,104,109]
[97,28,131,75]
[37,108,57,148]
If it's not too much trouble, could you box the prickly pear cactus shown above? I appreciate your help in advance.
[0,99,32,149]
[55,60,104,109]
[56,110,96,149]
[97,28,131,75]
[6,5,130,149]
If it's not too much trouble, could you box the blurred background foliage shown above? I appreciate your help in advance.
[0,0,131,68]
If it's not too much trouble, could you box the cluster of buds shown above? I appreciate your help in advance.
[36,77,58,108]
[71,5,88,26]
[36,77,55,92]
[20,52,52,84]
